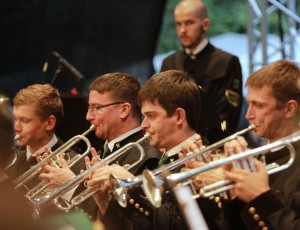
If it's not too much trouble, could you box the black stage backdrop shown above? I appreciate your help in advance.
[0,0,166,144]
[0,0,166,97]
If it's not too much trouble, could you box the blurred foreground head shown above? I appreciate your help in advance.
[0,95,13,169]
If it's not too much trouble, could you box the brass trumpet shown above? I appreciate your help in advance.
[110,125,255,207]
[143,130,299,207]
[14,125,95,195]
[31,133,149,211]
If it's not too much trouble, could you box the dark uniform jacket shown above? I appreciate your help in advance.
[221,139,300,230]
[104,152,183,230]
[96,129,162,230]
[105,129,162,175]
[105,138,222,230]
[161,42,243,135]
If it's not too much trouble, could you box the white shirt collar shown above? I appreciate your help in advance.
[26,135,58,160]
[165,133,197,157]
[185,38,208,56]
[106,127,142,151]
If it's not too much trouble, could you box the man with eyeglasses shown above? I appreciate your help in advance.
[86,73,161,169]
[84,72,162,229]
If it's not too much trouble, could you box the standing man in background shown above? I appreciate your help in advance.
[161,0,243,135]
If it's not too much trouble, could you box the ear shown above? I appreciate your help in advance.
[120,103,131,119]
[175,108,186,126]
[284,100,298,119]
[45,115,56,131]
[202,18,210,32]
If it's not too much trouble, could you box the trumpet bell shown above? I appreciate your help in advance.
[110,174,128,208]
[142,169,162,208]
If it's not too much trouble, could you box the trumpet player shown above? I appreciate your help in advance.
[83,72,162,228]
[219,60,300,230]
[7,84,84,216]
[0,94,43,230]
[86,70,226,230]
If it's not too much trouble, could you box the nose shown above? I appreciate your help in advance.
[176,23,186,35]
[245,104,254,121]
[179,25,186,34]
[14,120,20,132]
[141,117,149,131]
[86,110,94,122]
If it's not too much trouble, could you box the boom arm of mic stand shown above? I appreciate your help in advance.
[50,64,63,85]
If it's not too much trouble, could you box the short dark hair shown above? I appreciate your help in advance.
[89,72,141,119]
[138,70,201,131]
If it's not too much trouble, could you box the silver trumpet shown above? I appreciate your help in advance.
[4,135,21,171]
[31,133,149,211]
[143,130,299,208]
[14,125,95,196]
[110,125,256,207]
[4,148,18,171]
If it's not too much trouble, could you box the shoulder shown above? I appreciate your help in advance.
[161,50,184,69]
[208,43,240,63]
[163,50,183,60]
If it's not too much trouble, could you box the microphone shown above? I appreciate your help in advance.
[51,51,85,82]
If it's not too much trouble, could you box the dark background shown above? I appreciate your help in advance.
[0,0,166,97]
[1,0,166,145]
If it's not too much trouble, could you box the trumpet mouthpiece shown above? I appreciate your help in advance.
[14,134,20,141]
[249,124,256,129]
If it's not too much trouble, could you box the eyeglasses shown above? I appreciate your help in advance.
[87,101,125,114]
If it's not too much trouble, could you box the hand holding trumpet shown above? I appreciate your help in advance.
[36,147,76,189]
[224,137,270,203]
[82,147,135,214]
[179,134,225,191]
[87,164,134,214]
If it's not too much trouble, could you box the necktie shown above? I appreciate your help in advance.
[158,153,168,166]
[22,156,38,178]
[184,53,196,77]
[102,144,111,159]
[26,156,37,167]
[188,52,197,60]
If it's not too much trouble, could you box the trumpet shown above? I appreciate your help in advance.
[14,134,20,141]
[110,125,255,207]
[14,125,95,196]
[4,148,18,171]
[143,130,299,207]
[31,133,149,211]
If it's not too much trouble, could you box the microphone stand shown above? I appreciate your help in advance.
[50,64,63,85]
